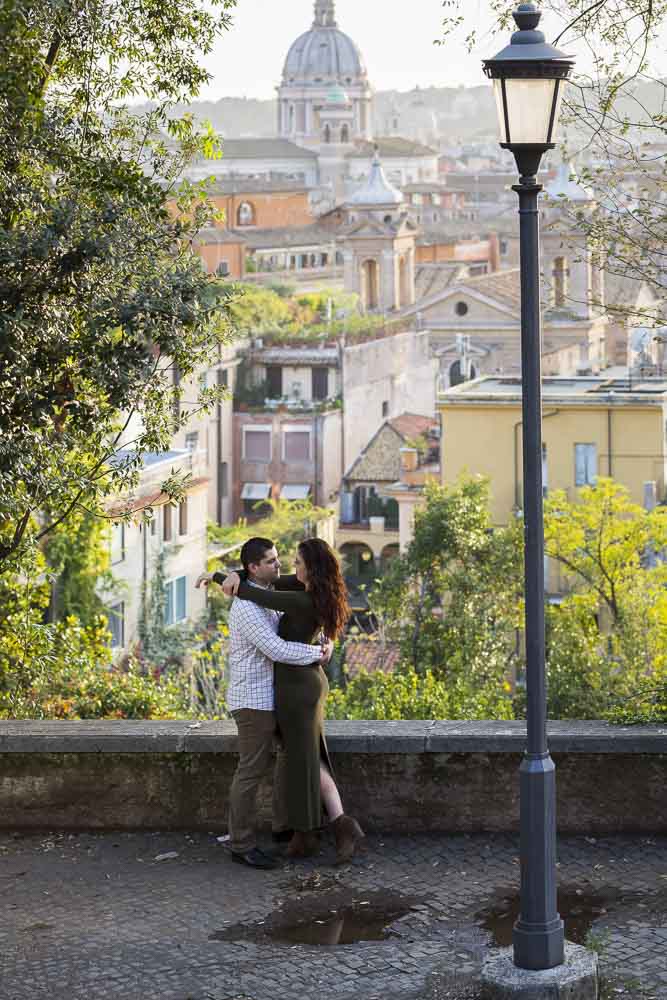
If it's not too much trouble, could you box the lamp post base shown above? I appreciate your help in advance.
[481,942,598,1000]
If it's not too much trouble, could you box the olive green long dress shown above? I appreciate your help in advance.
[234,575,333,833]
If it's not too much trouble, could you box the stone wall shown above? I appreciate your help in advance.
[0,721,665,833]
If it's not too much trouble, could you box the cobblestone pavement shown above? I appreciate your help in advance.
[0,830,665,1000]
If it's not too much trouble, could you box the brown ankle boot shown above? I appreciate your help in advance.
[333,815,365,865]
[286,831,320,858]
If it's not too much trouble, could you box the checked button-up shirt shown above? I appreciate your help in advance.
[225,584,321,713]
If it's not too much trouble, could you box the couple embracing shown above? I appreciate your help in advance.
[197,536,364,870]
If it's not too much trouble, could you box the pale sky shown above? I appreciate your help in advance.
[198,0,667,102]
[199,0,503,100]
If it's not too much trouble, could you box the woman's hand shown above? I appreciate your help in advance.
[319,639,334,665]
[222,571,241,597]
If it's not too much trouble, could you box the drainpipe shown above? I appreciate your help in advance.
[339,336,346,477]
[313,411,320,507]
[607,404,613,477]
[216,345,223,524]
[514,410,560,510]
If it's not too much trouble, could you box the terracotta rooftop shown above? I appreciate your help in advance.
[344,639,401,677]
[462,268,522,311]
[389,413,439,439]
[346,136,438,159]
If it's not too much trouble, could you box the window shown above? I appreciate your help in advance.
[283,429,311,462]
[107,602,125,649]
[432,193,441,206]
[237,202,255,227]
[412,193,423,206]
[218,367,229,390]
[499,238,509,256]
[163,504,173,542]
[164,577,187,625]
[178,499,188,536]
[382,401,389,419]
[455,301,469,317]
[216,261,230,277]
[266,366,283,398]
[185,432,199,452]
[542,443,548,497]
[575,444,597,486]
[324,124,331,144]
[220,462,229,499]
[243,427,272,462]
[111,523,125,565]
[341,124,350,143]
[312,367,328,401]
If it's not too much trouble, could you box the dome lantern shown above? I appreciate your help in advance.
[314,0,337,27]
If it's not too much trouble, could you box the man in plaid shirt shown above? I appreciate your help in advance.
[197,537,328,870]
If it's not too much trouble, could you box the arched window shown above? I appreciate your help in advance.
[449,361,477,387]
[399,256,411,308]
[341,124,350,143]
[553,256,569,307]
[237,202,255,227]
[361,259,379,311]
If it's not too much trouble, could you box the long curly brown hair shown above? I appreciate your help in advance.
[299,538,350,640]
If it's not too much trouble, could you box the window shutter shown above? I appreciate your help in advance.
[164,582,174,625]
[586,445,598,483]
[176,577,187,621]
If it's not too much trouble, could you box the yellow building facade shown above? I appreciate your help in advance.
[439,376,667,528]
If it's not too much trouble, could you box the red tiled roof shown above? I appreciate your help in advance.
[344,639,401,677]
[389,413,438,440]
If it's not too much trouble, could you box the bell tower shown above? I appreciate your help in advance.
[542,162,602,321]
[342,153,418,314]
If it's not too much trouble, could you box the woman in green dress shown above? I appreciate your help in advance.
[221,538,365,864]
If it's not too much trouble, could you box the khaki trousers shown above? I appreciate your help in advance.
[229,709,289,854]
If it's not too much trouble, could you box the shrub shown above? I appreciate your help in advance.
[0,614,189,720]
[326,665,515,721]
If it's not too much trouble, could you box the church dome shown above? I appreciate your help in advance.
[348,152,404,207]
[283,1,367,84]
[546,162,594,203]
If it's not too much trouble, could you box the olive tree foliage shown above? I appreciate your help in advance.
[0,0,238,574]
[439,0,667,321]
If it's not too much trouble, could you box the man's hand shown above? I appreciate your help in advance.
[222,571,241,597]
[319,639,335,666]
[195,572,214,589]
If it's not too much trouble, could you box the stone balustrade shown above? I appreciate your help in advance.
[1,720,665,833]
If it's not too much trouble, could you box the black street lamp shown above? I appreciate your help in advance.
[483,3,575,974]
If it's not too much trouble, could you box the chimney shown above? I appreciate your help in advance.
[400,447,419,482]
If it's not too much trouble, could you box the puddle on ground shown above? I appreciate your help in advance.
[209,888,419,947]
[476,885,642,947]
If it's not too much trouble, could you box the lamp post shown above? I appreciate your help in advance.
[483,3,574,973]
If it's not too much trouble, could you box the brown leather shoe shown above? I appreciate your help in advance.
[333,815,365,865]
[286,831,320,858]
